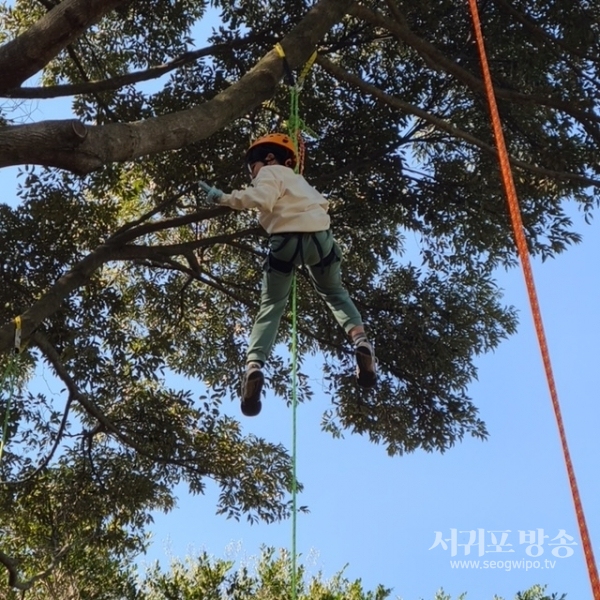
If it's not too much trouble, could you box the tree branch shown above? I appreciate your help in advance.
[0,242,116,353]
[63,43,120,122]
[32,332,210,475]
[0,549,25,590]
[316,55,600,188]
[0,377,73,487]
[492,0,598,63]
[350,2,600,137]
[0,542,71,591]
[1,38,263,99]
[0,212,262,354]
[0,0,354,174]
[107,206,230,244]
[0,0,130,92]
[109,184,196,238]
[0,244,114,352]
[110,229,262,260]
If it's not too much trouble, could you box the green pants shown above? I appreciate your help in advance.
[247,230,363,365]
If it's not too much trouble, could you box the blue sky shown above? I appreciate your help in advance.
[140,216,599,600]
[2,9,599,599]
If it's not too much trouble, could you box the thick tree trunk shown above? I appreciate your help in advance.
[0,0,353,174]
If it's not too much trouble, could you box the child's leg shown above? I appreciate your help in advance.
[246,261,294,365]
[242,262,294,416]
[349,325,367,343]
[308,243,376,388]
[307,241,363,333]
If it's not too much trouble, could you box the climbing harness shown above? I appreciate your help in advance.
[267,232,338,275]
[274,41,317,600]
[0,317,24,466]
[466,2,600,598]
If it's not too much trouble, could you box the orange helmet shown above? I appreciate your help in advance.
[246,133,298,167]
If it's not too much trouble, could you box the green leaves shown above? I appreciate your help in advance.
[119,549,562,600]
[132,548,394,600]
[0,0,598,592]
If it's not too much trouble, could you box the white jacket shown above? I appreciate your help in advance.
[219,165,331,234]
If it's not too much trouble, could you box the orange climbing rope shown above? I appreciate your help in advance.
[466,1,600,598]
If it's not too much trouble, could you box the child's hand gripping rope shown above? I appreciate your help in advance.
[199,180,224,203]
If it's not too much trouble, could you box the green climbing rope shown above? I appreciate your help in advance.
[289,83,301,600]
[276,45,317,600]
[290,270,299,600]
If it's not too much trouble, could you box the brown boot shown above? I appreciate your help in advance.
[241,362,264,416]
[355,341,376,388]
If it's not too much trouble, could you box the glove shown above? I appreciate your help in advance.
[199,180,224,203]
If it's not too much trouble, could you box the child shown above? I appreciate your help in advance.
[203,133,376,416]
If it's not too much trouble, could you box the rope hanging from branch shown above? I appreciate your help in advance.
[466,2,600,598]
[274,42,317,600]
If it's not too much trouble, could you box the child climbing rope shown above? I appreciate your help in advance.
[201,133,376,416]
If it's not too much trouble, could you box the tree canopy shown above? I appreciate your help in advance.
[2,546,567,600]
[0,0,598,592]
